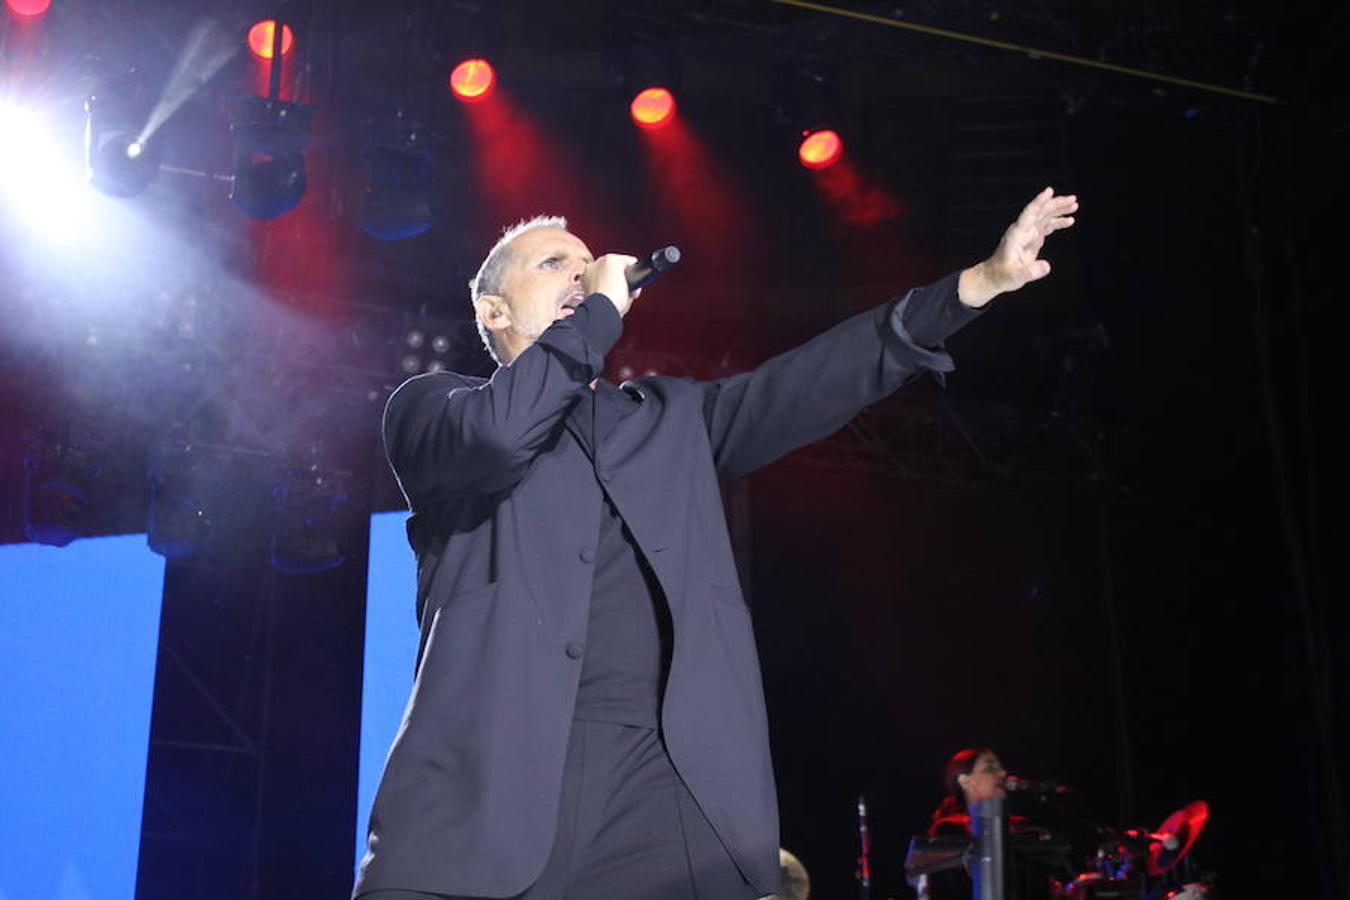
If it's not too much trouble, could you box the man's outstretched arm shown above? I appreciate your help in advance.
[701,188,1080,480]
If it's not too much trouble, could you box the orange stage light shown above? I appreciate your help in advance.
[248,20,295,59]
[630,87,676,130]
[6,0,52,16]
[798,129,843,170]
[450,59,495,103]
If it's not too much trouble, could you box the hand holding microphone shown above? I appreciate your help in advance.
[583,246,681,318]
[583,254,640,317]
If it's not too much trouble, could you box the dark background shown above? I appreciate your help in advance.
[1,1,1344,898]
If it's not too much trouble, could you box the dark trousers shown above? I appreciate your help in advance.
[361,719,759,900]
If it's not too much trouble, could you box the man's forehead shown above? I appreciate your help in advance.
[509,227,592,259]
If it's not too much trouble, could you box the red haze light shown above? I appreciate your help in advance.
[630,87,676,129]
[450,59,495,103]
[248,20,295,59]
[6,0,52,16]
[799,129,843,169]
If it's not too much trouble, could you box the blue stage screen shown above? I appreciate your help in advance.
[0,535,165,900]
[355,511,420,870]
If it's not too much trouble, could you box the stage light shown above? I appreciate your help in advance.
[359,143,433,240]
[247,20,294,59]
[798,129,843,170]
[630,87,676,130]
[85,95,161,197]
[23,440,98,547]
[449,59,495,103]
[147,451,213,561]
[396,316,463,375]
[230,97,312,220]
[6,0,51,17]
[269,468,349,574]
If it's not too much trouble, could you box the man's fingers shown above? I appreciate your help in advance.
[1023,190,1076,218]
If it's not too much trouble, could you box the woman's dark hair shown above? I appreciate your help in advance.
[926,746,996,834]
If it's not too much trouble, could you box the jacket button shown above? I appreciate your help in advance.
[596,469,612,483]
[579,546,595,563]
[565,641,584,659]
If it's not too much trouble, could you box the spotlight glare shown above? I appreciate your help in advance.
[0,103,95,239]
[449,59,495,103]
[247,20,295,60]
[6,0,52,17]
[799,129,843,169]
[630,87,676,129]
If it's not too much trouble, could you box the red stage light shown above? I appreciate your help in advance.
[798,129,843,170]
[450,59,495,103]
[247,20,295,60]
[6,0,52,16]
[630,87,676,129]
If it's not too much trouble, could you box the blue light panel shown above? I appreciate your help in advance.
[354,511,419,870]
[0,535,165,900]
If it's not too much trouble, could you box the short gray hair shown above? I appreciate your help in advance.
[469,214,569,363]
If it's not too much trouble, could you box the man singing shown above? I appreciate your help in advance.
[355,188,1078,900]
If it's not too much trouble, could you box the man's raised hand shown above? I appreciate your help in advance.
[958,187,1078,308]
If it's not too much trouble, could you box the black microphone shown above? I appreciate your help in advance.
[625,246,681,290]
[1005,775,1072,794]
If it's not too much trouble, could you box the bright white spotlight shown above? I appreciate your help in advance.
[0,103,95,241]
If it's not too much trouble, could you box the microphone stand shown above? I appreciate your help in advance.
[856,795,872,900]
[971,796,1007,900]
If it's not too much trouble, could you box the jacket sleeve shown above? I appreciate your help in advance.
[383,294,623,502]
[700,272,983,480]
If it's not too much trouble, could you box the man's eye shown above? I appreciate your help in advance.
[541,257,560,269]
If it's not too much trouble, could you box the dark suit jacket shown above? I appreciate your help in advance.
[355,273,979,898]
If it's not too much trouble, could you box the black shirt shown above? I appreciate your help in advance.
[570,380,673,728]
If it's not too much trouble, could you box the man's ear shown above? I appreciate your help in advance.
[473,294,509,334]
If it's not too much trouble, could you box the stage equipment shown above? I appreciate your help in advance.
[449,59,495,103]
[610,31,681,130]
[773,64,844,169]
[5,0,50,18]
[971,795,1008,900]
[147,445,217,560]
[395,315,479,376]
[85,93,161,197]
[630,86,676,129]
[247,20,294,59]
[229,96,312,220]
[904,830,1074,899]
[23,437,99,546]
[359,136,434,241]
[625,245,681,290]
[148,444,264,561]
[431,2,501,103]
[1145,801,1208,877]
[798,129,843,170]
[1060,799,1212,899]
[269,465,350,574]
[856,795,872,899]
